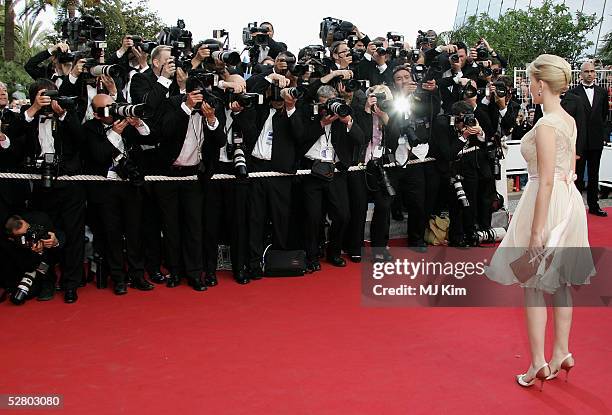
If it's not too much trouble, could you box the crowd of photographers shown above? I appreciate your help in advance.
[0,15,521,305]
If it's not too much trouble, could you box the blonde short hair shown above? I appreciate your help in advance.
[367,84,393,101]
[527,54,571,95]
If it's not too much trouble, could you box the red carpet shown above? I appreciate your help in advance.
[1,208,611,415]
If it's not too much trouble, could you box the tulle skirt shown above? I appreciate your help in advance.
[484,177,596,294]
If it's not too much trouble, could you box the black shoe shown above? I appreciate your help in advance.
[148,271,166,284]
[250,268,263,280]
[448,239,469,249]
[234,271,250,285]
[166,274,180,288]
[204,273,218,287]
[113,281,128,295]
[589,207,608,217]
[188,277,207,291]
[327,255,346,267]
[37,283,55,301]
[64,288,78,303]
[349,255,362,263]
[132,276,154,291]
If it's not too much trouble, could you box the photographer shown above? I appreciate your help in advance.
[107,35,153,103]
[23,79,85,303]
[247,84,302,279]
[24,42,73,86]
[388,64,443,251]
[246,51,296,93]
[4,212,64,304]
[202,83,258,286]
[354,37,397,87]
[438,42,477,113]
[81,94,156,295]
[440,100,490,247]
[1,82,28,222]
[345,85,395,263]
[248,21,288,64]
[300,85,365,271]
[131,45,182,120]
[154,86,225,291]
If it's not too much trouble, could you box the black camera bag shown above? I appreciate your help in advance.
[262,245,307,277]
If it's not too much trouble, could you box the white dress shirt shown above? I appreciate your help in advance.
[219,108,234,163]
[251,107,296,160]
[24,111,67,155]
[173,103,219,166]
[582,83,595,106]
[306,124,336,161]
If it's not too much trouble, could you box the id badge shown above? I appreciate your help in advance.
[321,146,334,161]
[373,146,383,159]
[266,130,273,146]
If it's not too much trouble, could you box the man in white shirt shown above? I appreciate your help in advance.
[155,89,225,291]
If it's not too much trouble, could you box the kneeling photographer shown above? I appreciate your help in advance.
[345,85,395,263]
[300,85,365,271]
[388,64,442,252]
[81,94,156,295]
[3,212,64,305]
[23,79,85,303]
[203,81,260,286]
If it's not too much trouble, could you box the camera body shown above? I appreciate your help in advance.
[61,15,107,53]
[113,153,144,186]
[226,89,263,109]
[313,97,352,118]
[25,153,60,189]
[475,44,489,61]
[158,19,193,68]
[242,22,270,47]
[186,69,221,110]
[319,17,355,47]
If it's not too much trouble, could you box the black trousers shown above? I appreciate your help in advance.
[141,182,164,275]
[302,171,350,261]
[203,162,250,275]
[98,183,144,282]
[152,176,203,279]
[576,148,603,210]
[32,182,86,290]
[345,170,392,256]
[248,158,292,270]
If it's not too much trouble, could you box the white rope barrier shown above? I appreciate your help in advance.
[0,155,444,182]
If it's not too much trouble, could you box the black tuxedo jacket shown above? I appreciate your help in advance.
[302,115,366,170]
[354,58,396,87]
[0,109,26,170]
[252,105,304,173]
[208,106,259,173]
[21,107,83,175]
[80,119,157,176]
[487,99,520,137]
[24,50,55,80]
[533,92,589,156]
[130,70,181,121]
[157,96,226,175]
[568,84,608,151]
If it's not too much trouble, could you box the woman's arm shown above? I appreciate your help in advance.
[530,124,556,251]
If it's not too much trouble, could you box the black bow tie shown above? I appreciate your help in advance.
[583,84,595,89]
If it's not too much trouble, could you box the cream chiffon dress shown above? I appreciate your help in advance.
[485,112,596,294]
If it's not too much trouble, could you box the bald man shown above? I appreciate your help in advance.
[82,93,157,295]
[568,61,609,217]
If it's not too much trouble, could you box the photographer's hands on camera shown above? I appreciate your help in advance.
[31,232,59,254]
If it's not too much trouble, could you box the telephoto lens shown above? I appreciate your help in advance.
[326,98,352,117]
[450,175,470,207]
[89,64,122,77]
[111,103,147,118]
[232,133,248,178]
[211,50,241,66]
[286,86,305,99]
[11,262,49,306]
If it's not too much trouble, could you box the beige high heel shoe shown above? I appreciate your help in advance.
[517,363,550,391]
[546,353,575,381]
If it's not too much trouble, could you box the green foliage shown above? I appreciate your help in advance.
[597,31,612,65]
[451,0,600,70]
[71,0,165,57]
[0,60,34,95]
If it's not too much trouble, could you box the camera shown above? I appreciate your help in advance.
[411,63,440,84]
[492,81,507,98]
[366,156,396,197]
[242,22,270,47]
[477,62,493,78]
[88,64,123,78]
[230,131,248,178]
[186,69,221,110]
[475,44,489,61]
[332,75,368,93]
[416,30,433,47]
[227,90,264,109]
[55,51,78,64]
[213,29,229,39]
[450,174,469,207]
[129,36,158,54]
[460,83,478,100]
[313,97,352,118]
[157,19,193,65]
[24,153,59,189]
[61,15,107,53]
[211,50,241,66]
[114,153,144,186]
[11,262,50,306]
[19,224,50,249]
[96,103,147,119]
[449,53,460,63]
[319,17,355,46]
[369,93,393,113]
[40,90,79,111]
[372,41,387,56]
[474,227,506,244]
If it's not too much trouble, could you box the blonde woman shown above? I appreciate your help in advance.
[485,55,595,390]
